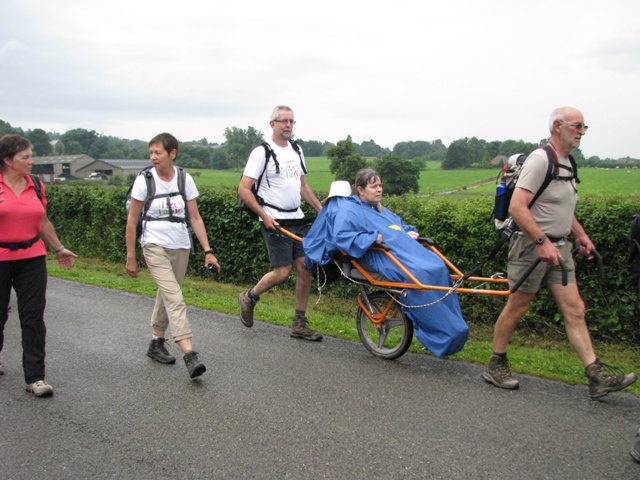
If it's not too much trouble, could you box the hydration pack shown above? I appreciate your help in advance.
[493,145,579,233]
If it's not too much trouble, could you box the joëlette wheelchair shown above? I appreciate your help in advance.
[276,225,599,360]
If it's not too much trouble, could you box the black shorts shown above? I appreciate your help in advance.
[260,223,310,267]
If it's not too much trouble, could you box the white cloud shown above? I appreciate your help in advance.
[1,0,639,158]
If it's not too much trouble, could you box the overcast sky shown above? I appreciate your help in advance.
[2,1,639,159]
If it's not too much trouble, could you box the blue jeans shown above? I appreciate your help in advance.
[0,256,48,384]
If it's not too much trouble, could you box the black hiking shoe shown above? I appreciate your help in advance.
[147,337,176,364]
[585,358,637,399]
[482,354,520,390]
[184,351,206,379]
[290,315,323,342]
[238,290,257,328]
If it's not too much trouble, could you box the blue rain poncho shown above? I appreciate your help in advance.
[303,195,468,357]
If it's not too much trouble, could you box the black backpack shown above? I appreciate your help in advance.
[627,208,640,293]
[30,174,44,204]
[125,166,189,240]
[237,140,307,220]
[493,145,579,233]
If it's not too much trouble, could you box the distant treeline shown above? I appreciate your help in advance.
[1,119,637,171]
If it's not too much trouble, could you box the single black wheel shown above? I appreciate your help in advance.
[356,291,413,360]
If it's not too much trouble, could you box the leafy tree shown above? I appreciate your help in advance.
[499,139,539,157]
[26,128,52,156]
[322,141,336,155]
[481,151,492,168]
[442,137,488,169]
[374,155,419,195]
[297,139,323,157]
[223,126,264,170]
[60,128,99,154]
[65,141,84,155]
[182,158,205,169]
[88,136,112,158]
[210,148,230,169]
[328,139,367,182]
[392,140,446,162]
[357,139,389,158]
[0,120,22,137]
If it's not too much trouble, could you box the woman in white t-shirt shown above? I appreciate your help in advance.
[125,133,219,380]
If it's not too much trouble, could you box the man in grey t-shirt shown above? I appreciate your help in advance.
[482,107,636,399]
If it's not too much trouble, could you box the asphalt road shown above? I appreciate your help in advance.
[1,278,639,479]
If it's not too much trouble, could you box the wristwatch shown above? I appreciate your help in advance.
[535,235,547,245]
[204,249,215,255]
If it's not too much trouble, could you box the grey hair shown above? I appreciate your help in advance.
[354,168,381,191]
[548,107,569,133]
[270,105,294,121]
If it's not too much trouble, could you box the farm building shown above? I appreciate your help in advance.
[31,154,95,182]
[31,155,151,182]
[75,159,152,179]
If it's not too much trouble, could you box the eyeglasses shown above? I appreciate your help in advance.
[273,119,296,125]
[561,121,588,131]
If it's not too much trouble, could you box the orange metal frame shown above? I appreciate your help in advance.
[277,226,511,296]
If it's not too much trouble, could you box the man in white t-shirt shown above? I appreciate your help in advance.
[237,106,323,340]
[482,107,636,399]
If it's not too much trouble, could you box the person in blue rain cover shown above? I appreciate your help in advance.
[303,171,468,357]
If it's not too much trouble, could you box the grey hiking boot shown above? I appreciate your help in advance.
[147,337,176,364]
[238,290,257,328]
[26,380,54,397]
[183,351,206,379]
[482,354,520,390]
[585,358,637,399]
[290,315,323,342]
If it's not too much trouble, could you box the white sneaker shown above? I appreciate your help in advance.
[26,380,54,397]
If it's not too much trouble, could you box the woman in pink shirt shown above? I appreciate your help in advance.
[0,134,76,397]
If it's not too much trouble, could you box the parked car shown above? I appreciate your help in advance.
[54,173,77,183]
[88,173,108,181]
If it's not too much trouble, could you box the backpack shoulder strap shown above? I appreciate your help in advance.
[568,154,580,184]
[141,166,155,215]
[176,166,186,197]
[289,140,307,174]
[255,142,276,191]
[528,145,557,208]
[29,174,44,204]
[176,166,190,222]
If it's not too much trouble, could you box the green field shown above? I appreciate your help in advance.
[188,158,640,196]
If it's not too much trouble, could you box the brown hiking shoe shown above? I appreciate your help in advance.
[585,358,637,399]
[290,315,323,342]
[482,354,520,390]
[146,337,176,364]
[183,351,206,379]
[238,290,257,328]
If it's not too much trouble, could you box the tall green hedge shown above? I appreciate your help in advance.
[45,184,640,343]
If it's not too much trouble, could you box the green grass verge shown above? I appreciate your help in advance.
[48,257,640,395]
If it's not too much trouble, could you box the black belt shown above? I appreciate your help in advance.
[0,234,41,250]
[548,236,566,243]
